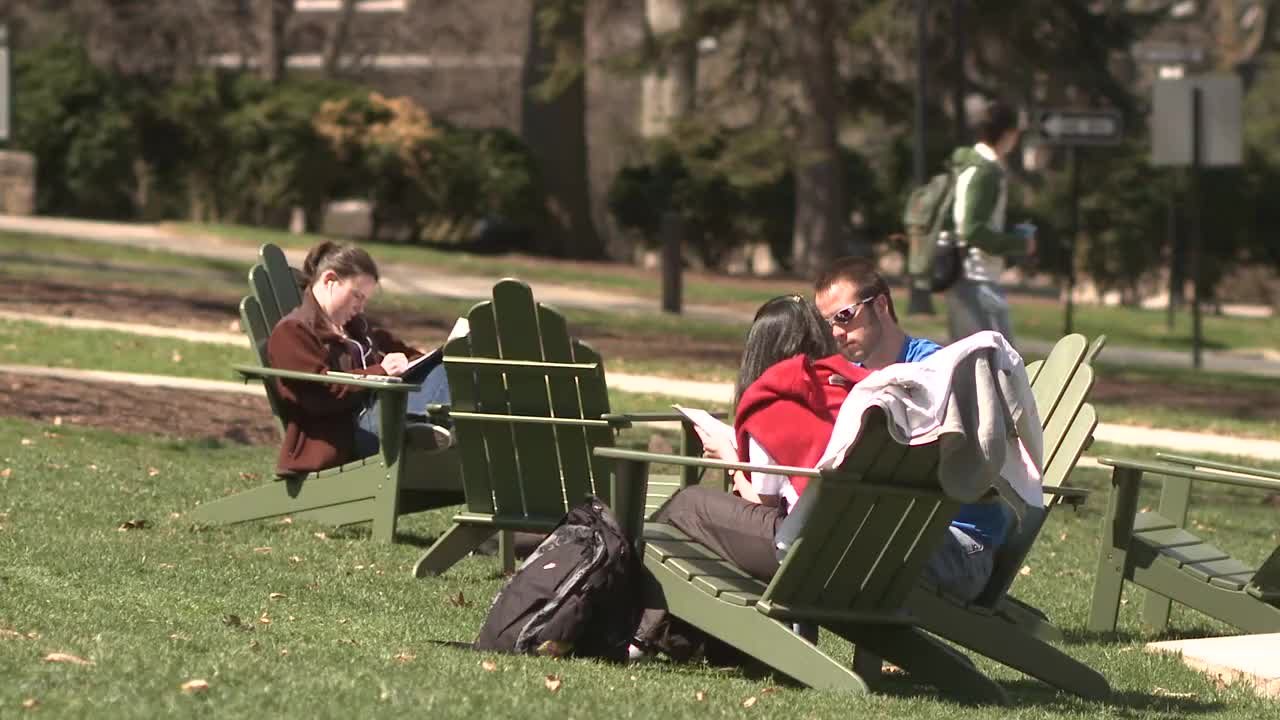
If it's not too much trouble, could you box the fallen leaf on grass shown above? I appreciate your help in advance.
[157,563,176,570]
[253,547,272,554]
[168,512,182,520]
[171,351,183,363]
[694,691,705,702]
[313,532,328,540]
[544,675,562,693]
[760,687,778,695]
[448,591,469,607]
[1,468,10,478]
[278,517,293,525]
[743,696,757,708]
[393,651,415,663]
[52,416,63,426]
[1153,687,1197,699]
[239,472,260,481]
[19,438,32,446]
[147,467,160,477]
[249,640,260,651]
[269,592,287,600]
[1,628,30,640]
[481,660,497,672]
[21,698,38,709]
[117,519,148,531]
[1019,565,1032,576]
[288,556,303,564]
[279,649,289,656]
[1058,531,1068,541]
[258,613,271,625]
[180,679,209,693]
[44,652,93,666]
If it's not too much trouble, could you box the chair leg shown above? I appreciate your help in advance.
[996,596,1066,644]
[833,624,1008,705]
[1088,467,1143,633]
[412,524,497,577]
[499,530,516,574]
[648,560,869,692]
[912,592,1110,701]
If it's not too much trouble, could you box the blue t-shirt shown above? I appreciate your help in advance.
[896,335,1008,547]
[898,335,943,364]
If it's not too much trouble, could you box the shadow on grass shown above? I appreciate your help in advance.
[1063,621,1233,645]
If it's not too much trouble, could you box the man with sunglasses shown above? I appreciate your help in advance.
[813,256,941,370]
[814,256,1008,602]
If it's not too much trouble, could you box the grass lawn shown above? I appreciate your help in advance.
[2,418,1278,718]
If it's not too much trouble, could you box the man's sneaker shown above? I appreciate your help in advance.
[626,642,655,664]
[406,423,453,453]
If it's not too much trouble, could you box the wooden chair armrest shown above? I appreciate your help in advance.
[1042,485,1090,509]
[594,447,821,479]
[233,364,422,393]
[1099,456,1280,493]
[1155,453,1280,482]
[600,410,729,427]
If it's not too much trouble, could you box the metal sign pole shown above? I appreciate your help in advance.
[1190,87,1204,370]
[1065,145,1080,335]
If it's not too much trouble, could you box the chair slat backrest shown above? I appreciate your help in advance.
[240,244,305,433]
[760,410,954,619]
[445,279,615,521]
[974,334,1101,606]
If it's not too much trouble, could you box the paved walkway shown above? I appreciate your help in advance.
[4,213,1280,378]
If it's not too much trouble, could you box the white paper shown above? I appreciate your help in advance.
[672,404,737,451]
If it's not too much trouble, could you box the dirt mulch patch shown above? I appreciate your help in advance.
[1,275,243,335]
[0,373,277,446]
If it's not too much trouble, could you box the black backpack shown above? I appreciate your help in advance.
[473,496,642,661]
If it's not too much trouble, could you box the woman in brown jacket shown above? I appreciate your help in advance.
[267,241,450,475]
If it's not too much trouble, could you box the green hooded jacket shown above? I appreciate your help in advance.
[949,146,1023,256]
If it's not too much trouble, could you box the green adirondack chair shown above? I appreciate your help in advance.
[597,410,1011,703]
[1088,452,1280,634]
[411,278,703,577]
[188,243,463,542]
[615,334,1110,700]
[901,333,1111,700]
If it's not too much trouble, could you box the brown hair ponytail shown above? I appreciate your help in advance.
[300,241,380,288]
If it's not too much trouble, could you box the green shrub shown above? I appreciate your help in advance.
[12,38,139,218]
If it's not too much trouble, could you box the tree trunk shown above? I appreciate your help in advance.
[640,0,697,137]
[522,0,604,258]
[789,0,853,275]
[321,0,358,77]
[257,0,293,84]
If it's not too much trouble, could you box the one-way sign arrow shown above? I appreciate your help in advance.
[1035,109,1123,146]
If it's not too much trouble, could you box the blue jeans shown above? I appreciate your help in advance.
[946,278,1014,345]
[920,526,997,602]
[354,362,451,458]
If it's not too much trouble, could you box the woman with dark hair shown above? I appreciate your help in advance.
[266,241,452,475]
[654,295,869,581]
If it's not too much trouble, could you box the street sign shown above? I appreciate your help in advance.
[1134,44,1206,66]
[1034,109,1123,146]
[1152,75,1243,167]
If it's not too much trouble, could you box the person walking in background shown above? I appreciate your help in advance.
[948,100,1037,345]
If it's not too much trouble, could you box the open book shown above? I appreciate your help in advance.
[403,316,471,374]
[672,404,736,452]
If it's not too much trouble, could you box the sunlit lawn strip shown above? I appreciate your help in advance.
[0,416,1275,717]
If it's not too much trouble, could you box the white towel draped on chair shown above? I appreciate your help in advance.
[817,331,1044,514]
